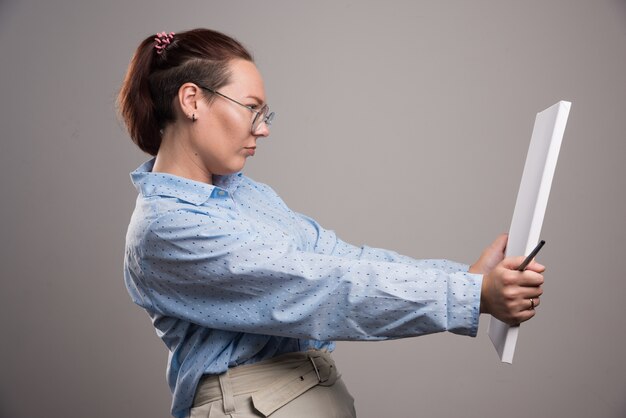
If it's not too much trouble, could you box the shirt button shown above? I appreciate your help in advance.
[217,190,227,197]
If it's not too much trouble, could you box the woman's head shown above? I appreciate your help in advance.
[117,28,254,156]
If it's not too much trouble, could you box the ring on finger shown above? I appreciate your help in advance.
[529,298,535,310]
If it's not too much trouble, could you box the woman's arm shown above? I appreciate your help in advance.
[295,211,470,274]
[124,208,482,342]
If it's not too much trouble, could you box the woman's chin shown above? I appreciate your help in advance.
[215,161,246,175]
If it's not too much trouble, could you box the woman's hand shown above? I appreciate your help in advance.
[470,234,546,326]
[469,233,508,276]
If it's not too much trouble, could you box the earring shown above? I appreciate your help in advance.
[192,114,196,122]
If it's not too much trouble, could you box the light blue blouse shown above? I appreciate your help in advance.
[124,158,482,418]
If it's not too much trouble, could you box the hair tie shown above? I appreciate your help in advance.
[154,32,175,55]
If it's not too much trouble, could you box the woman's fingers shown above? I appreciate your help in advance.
[513,308,537,324]
[491,233,509,252]
[470,234,509,275]
[519,270,544,287]
[526,260,546,273]
[482,256,546,325]
[517,295,540,310]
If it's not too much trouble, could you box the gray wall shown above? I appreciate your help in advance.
[1,1,625,417]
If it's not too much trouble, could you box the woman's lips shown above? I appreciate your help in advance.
[244,147,256,156]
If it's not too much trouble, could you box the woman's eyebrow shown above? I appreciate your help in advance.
[245,95,265,104]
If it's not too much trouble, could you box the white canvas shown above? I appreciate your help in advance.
[488,101,571,363]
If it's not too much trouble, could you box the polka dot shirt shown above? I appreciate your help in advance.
[124,158,482,418]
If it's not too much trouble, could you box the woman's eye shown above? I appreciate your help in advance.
[247,104,259,109]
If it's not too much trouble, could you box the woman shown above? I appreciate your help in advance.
[118,28,545,418]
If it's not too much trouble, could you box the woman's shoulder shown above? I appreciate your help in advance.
[127,189,243,244]
[127,201,253,253]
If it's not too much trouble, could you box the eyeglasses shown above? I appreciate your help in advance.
[197,84,275,134]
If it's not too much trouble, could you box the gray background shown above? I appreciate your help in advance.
[1,1,624,417]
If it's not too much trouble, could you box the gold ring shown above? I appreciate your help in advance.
[530,298,535,310]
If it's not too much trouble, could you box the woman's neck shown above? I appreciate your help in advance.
[152,130,213,184]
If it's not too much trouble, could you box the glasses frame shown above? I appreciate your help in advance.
[196,84,274,134]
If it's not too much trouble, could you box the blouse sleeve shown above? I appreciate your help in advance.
[125,207,482,342]
[294,211,471,274]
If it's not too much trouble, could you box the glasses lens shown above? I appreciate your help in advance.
[252,105,270,133]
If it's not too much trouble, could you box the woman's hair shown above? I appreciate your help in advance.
[118,28,253,155]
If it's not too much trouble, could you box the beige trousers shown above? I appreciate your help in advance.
[190,351,356,418]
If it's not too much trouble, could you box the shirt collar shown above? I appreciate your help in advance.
[130,158,244,205]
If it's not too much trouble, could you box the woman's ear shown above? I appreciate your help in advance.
[177,83,200,121]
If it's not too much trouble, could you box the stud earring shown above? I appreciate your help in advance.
[192,114,196,122]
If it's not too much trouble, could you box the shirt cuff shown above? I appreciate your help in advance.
[446,266,482,337]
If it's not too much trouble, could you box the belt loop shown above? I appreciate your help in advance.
[218,371,236,415]
[308,354,328,383]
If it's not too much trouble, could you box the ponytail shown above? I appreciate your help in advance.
[118,37,162,155]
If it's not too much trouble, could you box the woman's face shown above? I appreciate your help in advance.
[191,59,270,176]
